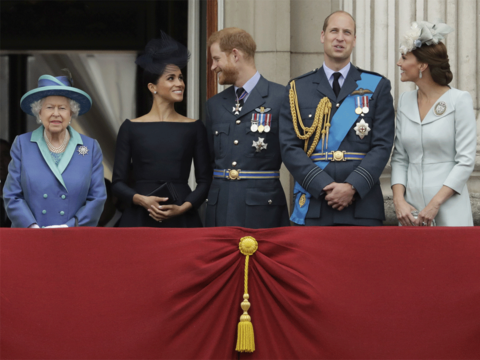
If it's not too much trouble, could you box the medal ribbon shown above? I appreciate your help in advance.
[362,95,369,109]
[251,114,259,126]
[236,90,248,103]
[290,72,382,225]
[356,96,361,109]
[265,114,271,128]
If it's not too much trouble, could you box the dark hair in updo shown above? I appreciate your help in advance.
[136,31,190,93]
[412,42,453,85]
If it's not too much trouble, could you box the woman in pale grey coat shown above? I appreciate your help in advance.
[391,21,476,226]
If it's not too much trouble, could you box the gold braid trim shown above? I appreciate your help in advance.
[289,80,332,157]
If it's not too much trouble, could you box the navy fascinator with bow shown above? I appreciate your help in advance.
[135,31,191,75]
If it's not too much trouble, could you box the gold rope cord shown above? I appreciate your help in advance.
[289,80,332,156]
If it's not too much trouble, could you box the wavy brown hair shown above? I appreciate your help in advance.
[207,27,256,60]
[412,42,453,86]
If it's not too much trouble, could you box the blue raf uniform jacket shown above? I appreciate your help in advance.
[279,65,395,226]
[3,126,106,228]
[205,75,290,228]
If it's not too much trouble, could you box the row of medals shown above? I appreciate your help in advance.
[355,95,369,115]
[251,121,271,133]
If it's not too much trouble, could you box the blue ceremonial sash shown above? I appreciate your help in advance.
[290,72,382,225]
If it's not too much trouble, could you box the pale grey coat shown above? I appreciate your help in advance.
[391,88,477,226]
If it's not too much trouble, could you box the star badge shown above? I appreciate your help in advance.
[77,145,89,156]
[233,103,242,115]
[252,137,268,152]
[354,119,371,139]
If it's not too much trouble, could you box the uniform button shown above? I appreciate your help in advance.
[232,161,237,167]
[60,211,65,216]
[42,210,47,214]
[236,120,241,124]
[43,194,48,199]
[61,195,66,199]
[336,103,340,108]
[234,140,239,145]
[215,131,219,135]
[268,200,272,205]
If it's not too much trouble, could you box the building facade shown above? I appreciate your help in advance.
[218,0,480,224]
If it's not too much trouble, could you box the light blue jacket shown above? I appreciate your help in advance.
[3,126,106,228]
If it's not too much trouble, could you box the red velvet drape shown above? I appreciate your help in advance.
[1,227,479,359]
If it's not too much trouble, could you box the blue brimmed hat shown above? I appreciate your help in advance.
[20,75,92,116]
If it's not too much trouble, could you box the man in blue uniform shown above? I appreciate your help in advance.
[205,27,289,228]
[279,11,395,226]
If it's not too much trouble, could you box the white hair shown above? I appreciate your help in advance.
[30,97,81,124]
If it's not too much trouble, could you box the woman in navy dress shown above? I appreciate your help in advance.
[112,32,211,227]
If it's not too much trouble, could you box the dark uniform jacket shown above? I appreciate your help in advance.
[205,75,290,228]
[279,65,395,226]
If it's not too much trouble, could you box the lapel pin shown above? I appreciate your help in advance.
[77,145,89,156]
[434,101,447,116]
[351,88,373,96]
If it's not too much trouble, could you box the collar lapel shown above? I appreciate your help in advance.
[315,67,336,103]
[422,89,454,125]
[397,90,421,124]
[31,126,67,190]
[221,86,239,118]
[337,65,362,102]
[58,126,83,175]
[236,76,267,119]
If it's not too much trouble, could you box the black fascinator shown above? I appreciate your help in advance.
[136,31,190,75]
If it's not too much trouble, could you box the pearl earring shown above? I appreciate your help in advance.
[154,91,157,94]
[419,69,423,79]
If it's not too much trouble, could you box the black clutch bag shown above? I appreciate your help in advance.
[146,183,179,205]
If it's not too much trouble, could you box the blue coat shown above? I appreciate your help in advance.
[279,65,395,226]
[3,126,106,228]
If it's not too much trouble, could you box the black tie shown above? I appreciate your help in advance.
[332,72,341,98]
[236,87,246,107]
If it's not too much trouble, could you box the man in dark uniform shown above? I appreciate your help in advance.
[205,27,289,228]
[279,11,395,226]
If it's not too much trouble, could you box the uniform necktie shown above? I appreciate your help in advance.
[236,87,247,107]
[332,72,341,98]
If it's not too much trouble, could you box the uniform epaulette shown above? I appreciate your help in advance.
[290,68,319,83]
[356,67,385,79]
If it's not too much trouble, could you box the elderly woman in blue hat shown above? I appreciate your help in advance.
[3,74,106,228]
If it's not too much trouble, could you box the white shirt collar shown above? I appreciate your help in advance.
[323,62,351,88]
[234,71,261,102]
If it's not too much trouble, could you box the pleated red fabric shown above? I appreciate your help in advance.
[1,227,479,359]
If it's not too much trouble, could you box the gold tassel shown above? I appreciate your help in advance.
[236,236,258,353]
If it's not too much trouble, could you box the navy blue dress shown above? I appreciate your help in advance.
[112,119,212,227]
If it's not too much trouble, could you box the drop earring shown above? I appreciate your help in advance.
[419,69,423,79]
